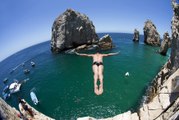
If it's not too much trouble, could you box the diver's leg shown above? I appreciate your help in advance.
[93,65,99,95]
[98,65,104,95]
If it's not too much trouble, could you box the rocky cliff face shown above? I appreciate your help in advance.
[133,29,140,42]
[64,34,114,54]
[159,32,171,56]
[143,20,161,46]
[0,98,19,120]
[51,9,99,53]
[171,0,179,71]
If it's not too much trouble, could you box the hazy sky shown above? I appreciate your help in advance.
[0,0,172,61]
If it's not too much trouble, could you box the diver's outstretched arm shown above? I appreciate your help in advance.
[75,52,93,57]
[102,51,120,57]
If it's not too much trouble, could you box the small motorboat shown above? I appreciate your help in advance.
[30,91,39,105]
[3,78,8,83]
[2,92,10,100]
[31,61,35,67]
[21,62,25,67]
[9,82,22,94]
[3,85,9,93]
[24,69,30,74]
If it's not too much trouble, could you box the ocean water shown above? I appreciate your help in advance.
[0,33,169,119]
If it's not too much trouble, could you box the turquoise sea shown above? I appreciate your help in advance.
[0,33,169,119]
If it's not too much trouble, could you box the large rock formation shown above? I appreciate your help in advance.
[98,34,114,50]
[133,29,140,42]
[159,32,171,56]
[171,0,179,71]
[51,9,99,53]
[143,20,161,46]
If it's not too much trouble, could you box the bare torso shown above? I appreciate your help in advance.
[92,53,103,63]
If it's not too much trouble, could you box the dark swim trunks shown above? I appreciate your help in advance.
[93,61,103,66]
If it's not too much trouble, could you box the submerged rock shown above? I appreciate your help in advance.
[171,0,179,70]
[159,32,171,56]
[51,9,99,53]
[143,20,160,46]
[133,29,140,42]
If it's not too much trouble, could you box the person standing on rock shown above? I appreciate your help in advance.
[75,51,119,95]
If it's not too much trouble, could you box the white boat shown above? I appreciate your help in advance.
[30,91,39,105]
[31,61,35,67]
[9,82,21,94]
[24,69,30,74]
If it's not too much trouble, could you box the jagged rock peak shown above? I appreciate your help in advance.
[171,0,179,71]
[133,29,140,42]
[159,32,171,56]
[51,8,99,53]
[143,20,160,46]
[98,34,114,50]
[172,0,179,16]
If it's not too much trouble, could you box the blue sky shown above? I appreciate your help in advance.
[0,0,172,61]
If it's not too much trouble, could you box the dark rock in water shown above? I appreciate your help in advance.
[51,9,99,53]
[98,34,114,50]
[143,20,160,46]
[171,0,179,71]
[65,34,114,54]
[133,29,140,42]
[159,32,171,56]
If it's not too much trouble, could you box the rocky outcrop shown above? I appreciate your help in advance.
[98,34,114,50]
[64,34,114,54]
[133,29,140,42]
[159,32,171,56]
[143,20,161,46]
[51,9,99,53]
[0,98,20,120]
[171,0,179,71]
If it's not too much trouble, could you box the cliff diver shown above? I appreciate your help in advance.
[75,51,119,95]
